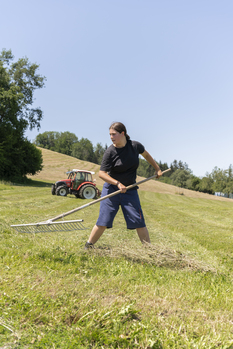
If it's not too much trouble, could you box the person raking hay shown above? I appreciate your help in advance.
[85,122,162,249]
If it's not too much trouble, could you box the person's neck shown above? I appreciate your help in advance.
[114,138,127,148]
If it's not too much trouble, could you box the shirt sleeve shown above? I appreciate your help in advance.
[100,148,112,171]
[133,141,145,154]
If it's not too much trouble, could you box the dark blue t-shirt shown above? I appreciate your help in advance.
[100,140,145,186]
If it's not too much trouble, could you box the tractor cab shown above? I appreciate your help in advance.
[68,170,94,190]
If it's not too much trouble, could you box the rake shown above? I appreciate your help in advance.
[11,169,171,233]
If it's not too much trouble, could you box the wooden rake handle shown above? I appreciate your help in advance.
[49,168,171,223]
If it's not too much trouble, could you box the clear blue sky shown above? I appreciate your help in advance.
[2,0,233,177]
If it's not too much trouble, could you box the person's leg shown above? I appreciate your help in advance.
[85,184,120,248]
[87,225,106,244]
[120,190,150,243]
[136,226,150,243]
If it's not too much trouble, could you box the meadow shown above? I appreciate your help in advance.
[1,149,233,348]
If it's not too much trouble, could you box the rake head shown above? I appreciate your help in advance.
[11,219,87,234]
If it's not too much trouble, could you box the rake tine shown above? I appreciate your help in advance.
[11,220,86,234]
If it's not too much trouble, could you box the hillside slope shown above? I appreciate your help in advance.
[28,147,101,183]
[29,147,230,202]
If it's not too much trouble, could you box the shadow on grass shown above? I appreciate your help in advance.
[1,178,53,187]
[24,179,53,187]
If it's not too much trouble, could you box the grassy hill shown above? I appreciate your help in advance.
[1,149,233,348]
[28,148,101,185]
[30,147,230,202]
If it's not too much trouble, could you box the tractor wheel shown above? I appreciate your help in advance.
[56,185,68,197]
[51,184,56,195]
[79,184,97,199]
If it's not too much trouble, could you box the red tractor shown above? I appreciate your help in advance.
[51,169,101,199]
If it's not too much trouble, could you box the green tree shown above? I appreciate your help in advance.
[55,131,78,156]
[94,142,107,165]
[34,131,78,155]
[224,180,233,198]
[186,175,201,191]
[0,49,45,180]
[224,165,233,197]
[34,131,60,151]
[198,176,214,194]
[170,160,190,174]
[170,169,191,188]
[210,167,227,193]
[210,165,233,197]
[71,138,94,162]
[137,158,155,178]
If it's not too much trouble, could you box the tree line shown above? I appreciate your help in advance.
[34,131,233,197]
[162,165,233,197]
[138,157,233,197]
[34,131,108,165]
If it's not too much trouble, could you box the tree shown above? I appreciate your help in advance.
[210,167,227,193]
[53,131,78,155]
[224,180,233,198]
[186,175,201,191]
[94,142,107,164]
[34,132,108,165]
[170,169,191,188]
[0,49,45,180]
[137,158,155,178]
[198,176,214,194]
[34,131,60,151]
[158,161,169,174]
[34,131,78,155]
[224,165,233,197]
[209,165,233,197]
[71,138,94,162]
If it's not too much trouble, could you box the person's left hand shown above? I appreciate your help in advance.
[117,182,127,193]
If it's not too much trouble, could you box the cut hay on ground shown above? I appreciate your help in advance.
[88,242,217,273]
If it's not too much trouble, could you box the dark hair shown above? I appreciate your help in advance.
[109,122,130,140]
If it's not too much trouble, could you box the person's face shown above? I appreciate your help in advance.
[109,128,125,147]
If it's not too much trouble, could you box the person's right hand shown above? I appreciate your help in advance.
[156,170,163,178]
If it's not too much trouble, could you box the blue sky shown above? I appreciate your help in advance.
[1,0,233,177]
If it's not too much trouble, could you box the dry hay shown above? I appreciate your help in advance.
[28,147,101,185]
[89,242,216,273]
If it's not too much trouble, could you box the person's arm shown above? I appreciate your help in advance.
[99,170,127,193]
[141,150,162,178]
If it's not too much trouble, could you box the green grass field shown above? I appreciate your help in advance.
[1,178,233,348]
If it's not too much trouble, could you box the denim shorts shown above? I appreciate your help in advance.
[96,183,146,229]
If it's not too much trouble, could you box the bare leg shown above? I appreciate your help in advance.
[136,226,150,243]
[88,225,106,244]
